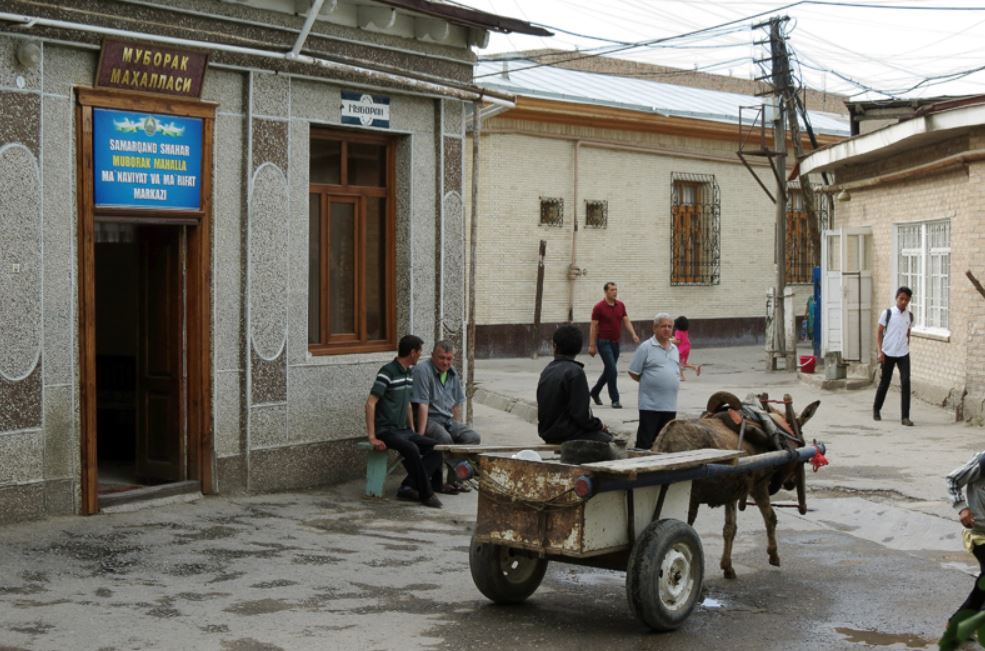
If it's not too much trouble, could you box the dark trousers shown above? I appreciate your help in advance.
[377,428,442,500]
[873,354,911,419]
[957,543,985,614]
[636,410,677,450]
[591,339,620,403]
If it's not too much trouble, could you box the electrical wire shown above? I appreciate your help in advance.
[473,1,808,79]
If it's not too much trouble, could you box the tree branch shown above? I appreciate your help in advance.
[967,270,985,301]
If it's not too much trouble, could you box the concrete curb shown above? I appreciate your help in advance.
[474,386,636,439]
[798,370,873,391]
[474,387,539,425]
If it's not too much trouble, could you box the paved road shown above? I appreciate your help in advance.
[0,346,980,650]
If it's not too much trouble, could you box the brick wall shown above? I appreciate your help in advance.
[834,157,980,418]
[465,120,813,334]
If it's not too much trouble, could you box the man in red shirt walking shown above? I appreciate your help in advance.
[588,282,640,408]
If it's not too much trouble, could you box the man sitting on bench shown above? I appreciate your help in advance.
[365,334,443,508]
[537,325,612,444]
[412,340,480,494]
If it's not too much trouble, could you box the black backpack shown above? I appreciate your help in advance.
[885,308,913,327]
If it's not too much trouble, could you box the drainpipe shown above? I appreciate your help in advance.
[287,0,326,59]
[466,102,480,425]
[566,140,585,322]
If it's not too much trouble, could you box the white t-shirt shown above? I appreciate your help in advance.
[879,306,911,357]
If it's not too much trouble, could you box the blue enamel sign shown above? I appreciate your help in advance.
[93,108,203,210]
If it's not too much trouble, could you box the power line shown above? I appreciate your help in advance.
[473,1,807,79]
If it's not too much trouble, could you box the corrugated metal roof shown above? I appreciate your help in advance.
[475,59,850,137]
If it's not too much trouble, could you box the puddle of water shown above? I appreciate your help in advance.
[834,627,933,649]
[701,597,724,609]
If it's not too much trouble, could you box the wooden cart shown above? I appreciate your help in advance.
[444,444,822,631]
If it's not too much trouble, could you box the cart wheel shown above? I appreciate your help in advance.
[469,537,548,604]
[626,519,704,631]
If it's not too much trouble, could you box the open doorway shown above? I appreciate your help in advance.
[78,88,215,514]
[94,222,185,496]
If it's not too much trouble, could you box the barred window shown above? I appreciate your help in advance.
[584,200,608,229]
[897,220,950,331]
[671,173,720,285]
[539,197,563,227]
[785,190,820,284]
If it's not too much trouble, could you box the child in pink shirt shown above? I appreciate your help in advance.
[672,316,702,381]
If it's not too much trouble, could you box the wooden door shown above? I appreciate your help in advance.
[135,226,184,482]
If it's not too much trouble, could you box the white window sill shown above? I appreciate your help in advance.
[912,328,950,343]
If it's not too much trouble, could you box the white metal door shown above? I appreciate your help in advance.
[821,228,873,359]
[840,229,873,362]
[821,231,842,354]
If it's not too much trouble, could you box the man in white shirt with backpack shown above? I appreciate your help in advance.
[873,286,914,426]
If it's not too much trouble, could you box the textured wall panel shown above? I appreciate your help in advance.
[214,114,246,373]
[0,144,42,381]
[249,163,289,362]
[42,95,75,386]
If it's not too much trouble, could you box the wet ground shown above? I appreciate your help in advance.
[1,345,981,650]
[0,474,971,651]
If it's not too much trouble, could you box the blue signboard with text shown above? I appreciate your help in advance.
[93,108,203,210]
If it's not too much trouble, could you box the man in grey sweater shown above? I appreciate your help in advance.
[941,452,985,648]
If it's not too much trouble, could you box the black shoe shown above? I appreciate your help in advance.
[901,418,914,426]
[873,410,881,421]
[396,487,420,502]
[421,495,443,509]
[590,391,602,406]
[611,401,622,409]
[437,483,460,495]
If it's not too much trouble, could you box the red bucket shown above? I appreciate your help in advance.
[799,355,816,374]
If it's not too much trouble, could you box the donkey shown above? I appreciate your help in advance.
[652,391,821,579]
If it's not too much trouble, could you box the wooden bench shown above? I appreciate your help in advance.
[356,441,404,497]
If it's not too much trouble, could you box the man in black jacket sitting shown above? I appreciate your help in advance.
[537,325,613,444]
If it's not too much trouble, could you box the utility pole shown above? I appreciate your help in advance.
[742,16,827,371]
[768,17,795,372]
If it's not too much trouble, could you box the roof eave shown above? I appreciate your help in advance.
[801,102,985,175]
[375,0,552,36]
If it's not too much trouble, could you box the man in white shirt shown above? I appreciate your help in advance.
[628,313,681,449]
[873,286,914,426]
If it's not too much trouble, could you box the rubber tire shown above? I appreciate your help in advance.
[626,519,704,631]
[469,537,548,604]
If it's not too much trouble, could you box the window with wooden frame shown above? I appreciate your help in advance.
[308,129,395,354]
[785,190,818,284]
[539,197,563,226]
[671,173,720,285]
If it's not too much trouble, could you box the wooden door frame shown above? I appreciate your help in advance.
[76,88,216,514]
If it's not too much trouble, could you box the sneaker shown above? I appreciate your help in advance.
[873,410,881,421]
[396,487,420,502]
[421,495,443,509]
[901,418,914,426]
[590,391,603,406]
[611,401,623,409]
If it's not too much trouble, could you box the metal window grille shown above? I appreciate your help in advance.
[671,173,720,285]
[896,220,949,330]
[539,196,563,227]
[584,199,608,229]
[784,190,819,284]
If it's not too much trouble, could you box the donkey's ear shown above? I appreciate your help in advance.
[797,400,821,427]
